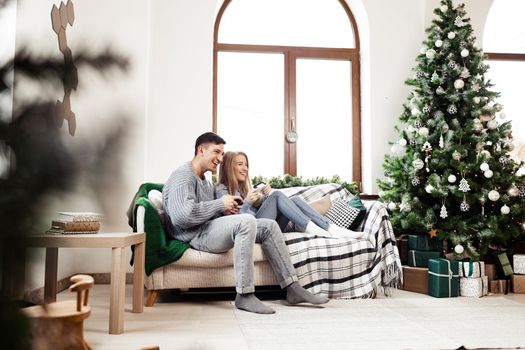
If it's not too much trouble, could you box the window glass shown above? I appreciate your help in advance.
[484,0,525,53]
[295,58,353,181]
[217,51,285,178]
[219,0,354,48]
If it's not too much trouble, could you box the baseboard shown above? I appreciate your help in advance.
[24,272,134,304]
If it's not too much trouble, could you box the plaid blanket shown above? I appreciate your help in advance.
[277,184,403,298]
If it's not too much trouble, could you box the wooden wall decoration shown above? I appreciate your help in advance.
[51,0,77,136]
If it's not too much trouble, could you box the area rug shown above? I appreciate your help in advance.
[232,292,525,350]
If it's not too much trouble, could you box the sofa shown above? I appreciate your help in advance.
[129,183,402,306]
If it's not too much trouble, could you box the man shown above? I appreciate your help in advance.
[163,132,329,314]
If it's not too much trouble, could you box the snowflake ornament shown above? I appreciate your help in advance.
[448,105,457,114]
[499,156,508,165]
[448,61,457,70]
[460,200,470,212]
[412,176,420,186]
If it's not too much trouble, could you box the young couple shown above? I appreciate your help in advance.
[162,132,359,315]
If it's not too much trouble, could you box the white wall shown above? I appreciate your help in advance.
[13,0,149,290]
[12,0,496,290]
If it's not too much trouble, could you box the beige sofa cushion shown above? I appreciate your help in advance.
[173,244,266,267]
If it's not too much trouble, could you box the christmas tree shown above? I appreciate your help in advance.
[378,0,525,258]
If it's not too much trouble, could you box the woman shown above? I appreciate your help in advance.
[215,151,364,239]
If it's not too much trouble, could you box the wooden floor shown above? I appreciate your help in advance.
[53,284,525,350]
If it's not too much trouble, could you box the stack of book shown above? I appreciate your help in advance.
[47,212,103,234]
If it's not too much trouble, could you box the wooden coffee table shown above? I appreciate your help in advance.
[12,232,145,334]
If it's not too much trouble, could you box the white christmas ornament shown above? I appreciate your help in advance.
[436,86,445,95]
[419,127,429,137]
[508,186,519,197]
[480,162,489,171]
[388,202,397,210]
[461,49,469,57]
[501,205,510,215]
[420,46,427,54]
[435,40,443,48]
[425,184,434,194]
[480,150,491,158]
[413,159,425,170]
[452,151,461,160]
[440,204,448,219]
[459,178,471,192]
[411,108,421,116]
[487,120,498,129]
[454,244,464,254]
[448,174,457,183]
[484,170,493,178]
[439,134,444,148]
[473,96,481,104]
[448,31,456,39]
[488,190,500,202]
[499,112,507,119]
[474,123,483,133]
[454,79,465,89]
[390,144,401,154]
[406,125,415,133]
[398,138,407,146]
[441,5,448,12]
[426,49,436,59]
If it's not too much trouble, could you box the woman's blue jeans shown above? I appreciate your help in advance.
[255,191,330,232]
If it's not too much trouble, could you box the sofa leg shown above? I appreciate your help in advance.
[145,290,158,307]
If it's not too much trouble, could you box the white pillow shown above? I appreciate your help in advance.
[147,189,164,213]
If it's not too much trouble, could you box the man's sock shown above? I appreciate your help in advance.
[235,293,275,314]
[286,282,330,305]
[328,224,365,239]
[305,221,329,235]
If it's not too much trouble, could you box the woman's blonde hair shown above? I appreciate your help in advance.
[218,151,252,198]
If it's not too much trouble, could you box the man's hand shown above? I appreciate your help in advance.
[221,195,242,215]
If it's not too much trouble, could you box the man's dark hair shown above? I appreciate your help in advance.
[194,132,226,156]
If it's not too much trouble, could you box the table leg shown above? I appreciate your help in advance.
[2,245,26,300]
[109,247,126,334]
[132,241,145,313]
[44,247,58,303]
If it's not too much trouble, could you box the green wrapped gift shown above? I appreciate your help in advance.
[497,252,513,277]
[408,235,443,251]
[408,250,441,267]
[428,258,459,298]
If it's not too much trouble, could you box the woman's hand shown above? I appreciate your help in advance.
[246,189,262,207]
[261,184,271,196]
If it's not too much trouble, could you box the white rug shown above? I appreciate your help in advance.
[233,291,525,350]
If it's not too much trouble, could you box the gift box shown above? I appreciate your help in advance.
[496,252,513,277]
[458,261,485,278]
[460,276,488,297]
[401,266,428,294]
[408,250,441,267]
[485,264,497,283]
[513,254,525,275]
[428,258,459,298]
[408,235,443,251]
[397,236,408,264]
[490,279,508,294]
[512,274,525,294]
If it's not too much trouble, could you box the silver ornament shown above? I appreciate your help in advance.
[508,186,519,197]
[448,105,457,114]
[412,176,420,186]
[452,151,461,160]
[460,201,470,212]
[413,159,425,170]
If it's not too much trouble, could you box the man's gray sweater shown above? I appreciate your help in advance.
[162,161,224,242]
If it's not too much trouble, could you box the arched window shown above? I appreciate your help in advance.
[484,0,525,160]
[213,0,361,186]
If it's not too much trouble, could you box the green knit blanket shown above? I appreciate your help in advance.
[128,183,190,275]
